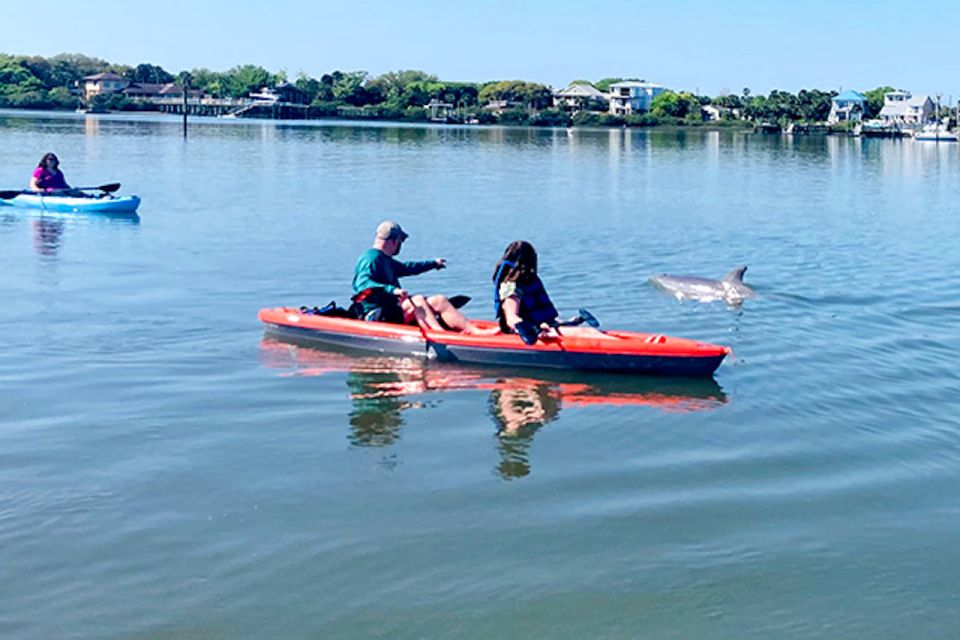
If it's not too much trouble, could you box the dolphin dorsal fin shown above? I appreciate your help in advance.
[723,265,747,283]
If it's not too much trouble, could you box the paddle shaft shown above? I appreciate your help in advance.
[0,182,120,200]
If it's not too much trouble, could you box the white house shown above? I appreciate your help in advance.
[553,83,608,112]
[482,99,524,115]
[82,72,130,101]
[607,81,666,115]
[702,105,740,121]
[878,90,934,126]
[827,89,867,123]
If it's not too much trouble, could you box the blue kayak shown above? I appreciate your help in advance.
[1,193,141,214]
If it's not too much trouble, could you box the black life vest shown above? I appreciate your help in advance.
[496,275,558,330]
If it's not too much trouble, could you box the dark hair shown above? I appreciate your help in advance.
[38,153,59,169]
[492,240,538,286]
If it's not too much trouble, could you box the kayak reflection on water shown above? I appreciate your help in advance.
[259,338,728,478]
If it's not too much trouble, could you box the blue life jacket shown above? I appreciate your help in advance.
[494,261,558,330]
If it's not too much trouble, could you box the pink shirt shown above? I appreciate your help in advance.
[32,166,69,190]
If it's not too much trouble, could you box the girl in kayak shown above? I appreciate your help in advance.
[492,240,559,339]
[30,153,71,193]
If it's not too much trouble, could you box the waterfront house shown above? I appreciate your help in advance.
[553,83,608,112]
[878,90,934,126]
[121,82,167,100]
[425,99,455,121]
[827,90,867,123]
[702,105,740,121]
[608,81,666,115]
[273,82,308,105]
[248,83,309,105]
[483,99,525,115]
[158,84,203,99]
[82,72,129,101]
[121,82,203,103]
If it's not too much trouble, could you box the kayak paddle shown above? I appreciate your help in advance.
[74,182,121,193]
[448,295,471,309]
[0,182,121,200]
[516,309,602,345]
[577,308,600,328]
[554,308,601,329]
[515,320,540,345]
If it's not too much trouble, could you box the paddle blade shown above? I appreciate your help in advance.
[515,321,539,345]
[448,295,471,309]
[0,190,23,200]
[578,308,600,328]
[73,183,121,193]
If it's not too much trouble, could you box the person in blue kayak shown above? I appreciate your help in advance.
[492,240,559,340]
[30,152,71,193]
[353,220,477,332]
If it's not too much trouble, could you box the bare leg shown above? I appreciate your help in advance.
[402,294,445,331]
[426,295,475,333]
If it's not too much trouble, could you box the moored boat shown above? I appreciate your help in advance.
[0,193,141,214]
[258,307,730,376]
[913,124,958,142]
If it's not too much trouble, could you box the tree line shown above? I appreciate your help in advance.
[0,52,908,127]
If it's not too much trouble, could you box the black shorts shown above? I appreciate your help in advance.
[358,300,404,324]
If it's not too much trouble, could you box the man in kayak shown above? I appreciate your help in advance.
[353,220,476,332]
[29,153,71,193]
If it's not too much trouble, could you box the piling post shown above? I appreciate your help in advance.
[179,71,193,138]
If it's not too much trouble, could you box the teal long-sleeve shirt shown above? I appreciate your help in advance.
[352,248,439,297]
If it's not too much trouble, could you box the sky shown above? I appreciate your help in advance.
[2,0,959,97]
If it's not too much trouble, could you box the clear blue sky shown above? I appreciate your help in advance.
[3,0,959,96]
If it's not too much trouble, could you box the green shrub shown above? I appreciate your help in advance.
[571,111,602,126]
[624,113,661,127]
[598,114,625,127]
[496,108,529,125]
[402,106,429,121]
[470,111,496,124]
[530,108,572,127]
[308,101,339,117]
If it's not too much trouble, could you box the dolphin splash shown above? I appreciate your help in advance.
[649,265,756,305]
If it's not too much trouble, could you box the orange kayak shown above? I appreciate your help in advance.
[258,307,730,376]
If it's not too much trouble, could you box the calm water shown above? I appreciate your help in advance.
[2,110,959,639]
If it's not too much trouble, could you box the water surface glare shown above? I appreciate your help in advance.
[2,111,960,639]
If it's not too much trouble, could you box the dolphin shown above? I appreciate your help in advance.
[649,265,756,304]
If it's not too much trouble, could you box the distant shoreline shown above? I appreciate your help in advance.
[0,106,780,133]
[1,54,895,133]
